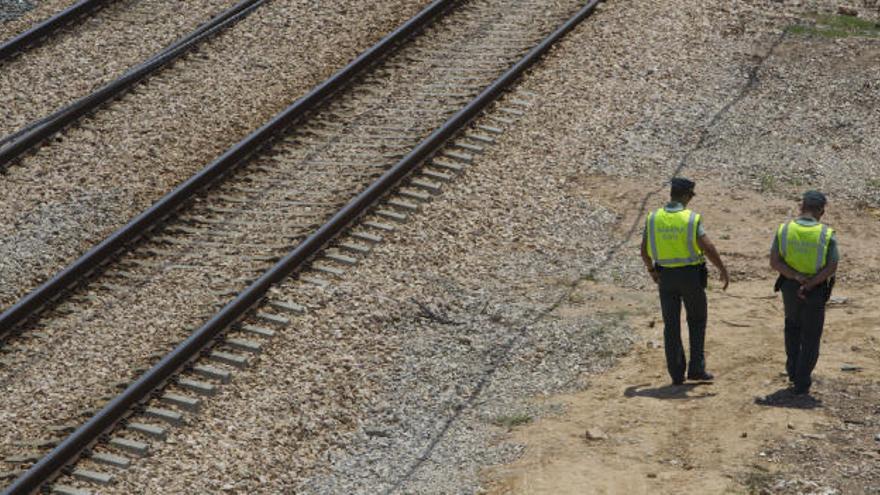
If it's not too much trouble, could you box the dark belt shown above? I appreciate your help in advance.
[655,263,706,272]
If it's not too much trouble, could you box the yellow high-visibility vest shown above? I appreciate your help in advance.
[777,221,833,275]
[646,208,704,268]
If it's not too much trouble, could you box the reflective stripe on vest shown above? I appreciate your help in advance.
[647,208,704,267]
[777,220,832,275]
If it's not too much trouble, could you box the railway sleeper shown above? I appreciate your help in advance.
[256,311,289,326]
[488,115,516,125]
[421,169,453,182]
[125,422,167,440]
[240,324,276,338]
[15,438,62,449]
[499,106,526,116]
[324,252,358,266]
[108,437,149,457]
[387,198,419,212]
[177,378,218,396]
[51,484,91,495]
[451,141,484,154]
[143,406,185,426]
[410,178,443,194]
[508,98,532,107]
[4,453,40,464]
[160,392,202,411]
[476,124,504,134]
[311,263,346,278]
[191,364,232,384]
[268,300,306,314]
[225,338,262,354]
[363,220,397,232]
[72,468,113,485]
[207,351,249,370]
[89,451,131,469]
[349,232,382,245]
[300,275,330,288]
[398,188,432,202]
[374,210,410,225]
[465,131,496,143]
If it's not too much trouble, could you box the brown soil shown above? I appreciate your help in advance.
[485,176,880,494]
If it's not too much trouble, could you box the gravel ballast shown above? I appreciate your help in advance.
[2,1,593,491]
[0,0,430,309]
[89,0,880,493]
[0,0,33,23]
[0,0,246,137]
[317,1,880,490]
[6,0,880,492]
[91,86,633,493]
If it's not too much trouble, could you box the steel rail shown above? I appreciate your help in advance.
[0,0,113,61]
[0,0,268,169]
[0,0,267,152]
[1,1,600,493]
[0,0,456,342]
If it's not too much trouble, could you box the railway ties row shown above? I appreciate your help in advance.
[0,95,532,494]
[0,0,112,61]
[0,84,532,492]
[0,0,268,166]
[1,0,598,491]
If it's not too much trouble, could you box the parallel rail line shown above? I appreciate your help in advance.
[0,0,111,61]
[0,0,268,170]
[1,0,601,492]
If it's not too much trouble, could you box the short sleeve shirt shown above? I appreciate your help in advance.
[769,216,839,263]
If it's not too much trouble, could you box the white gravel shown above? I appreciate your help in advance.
[1,0,244,137]
[2,1,70,38]
[89,1,880,493]
[3,0,591,491]
[54,1,637,493]
[6,0,880,492]
[0,0,32,22]
[89,89,633,491]
[0,0,430,309]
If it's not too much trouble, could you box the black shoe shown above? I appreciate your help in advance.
[672,377,685,385]
[687,371,715,381]
[792,386,810,395]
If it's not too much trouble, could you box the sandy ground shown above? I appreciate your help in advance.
[486,177,880,494]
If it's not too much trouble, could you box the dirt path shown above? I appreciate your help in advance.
[485,177,880,494]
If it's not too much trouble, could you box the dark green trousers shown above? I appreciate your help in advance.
[780,278,827,392]
[658,264,708,382]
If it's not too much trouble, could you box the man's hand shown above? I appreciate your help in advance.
[648,267,660,284]
[697,234,728,291]
[799,277,818,300]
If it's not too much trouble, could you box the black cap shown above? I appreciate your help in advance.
[670,177,696,194]
[802,190,827,207]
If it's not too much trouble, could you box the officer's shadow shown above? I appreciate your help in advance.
[624,382,717,400]
[754,388,822,409]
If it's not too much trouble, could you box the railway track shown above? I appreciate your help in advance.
[1,0,601,492]
[0,0,425,314]
[0,0,110,61]
[0,0,252,149]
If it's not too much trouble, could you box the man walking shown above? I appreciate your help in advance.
[641,178,730,385]
[770,191,838,395]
